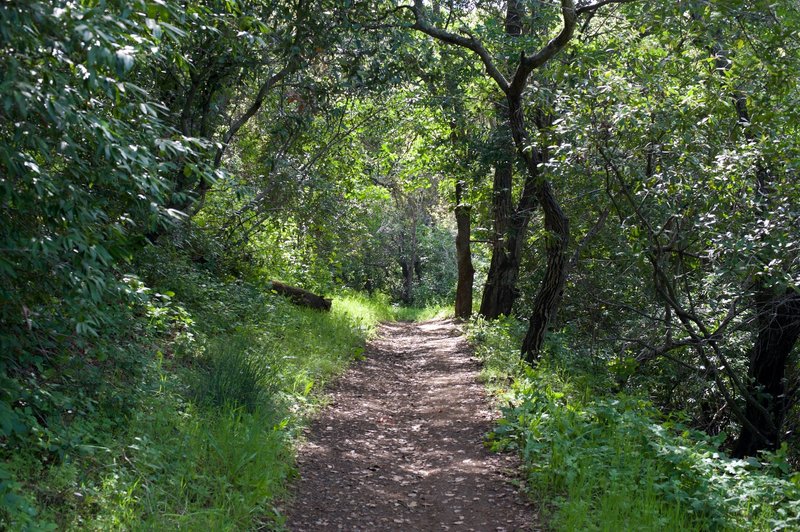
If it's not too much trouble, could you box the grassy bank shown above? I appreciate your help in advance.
[467,317,800,531]
[1,253,393,530]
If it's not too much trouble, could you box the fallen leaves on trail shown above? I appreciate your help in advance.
[284,319,538,531]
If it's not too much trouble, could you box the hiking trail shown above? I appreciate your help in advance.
[285,319,536,531]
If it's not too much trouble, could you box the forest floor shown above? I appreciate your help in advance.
[284,319,536,531]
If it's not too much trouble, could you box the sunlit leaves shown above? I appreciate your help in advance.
[0,1,216,350]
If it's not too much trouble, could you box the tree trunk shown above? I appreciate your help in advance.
[478,2,527,319]
[505,0,523,36]
[520,183,570,361]
[479,158,524,319]
[504,94,570,362]
[479,231,527,318]
[733,290,800,457]
[400,260,413,304]
[399,210,419,305]
[705,34,800,457]
[454,181,474,319]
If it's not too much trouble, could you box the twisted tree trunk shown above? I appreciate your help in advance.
[504,96,570,361]
[479,156,531,319]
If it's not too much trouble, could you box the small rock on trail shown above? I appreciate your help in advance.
[284,319,536,531]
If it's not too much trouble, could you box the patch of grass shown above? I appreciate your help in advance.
[193,332,279,412]
[270,290,392,405]
[137,406,290,530]
[467,317,800,532]
[392,303,453,322]
[79,396,291,531]
[97,288,393,530]
[333,290,395,327]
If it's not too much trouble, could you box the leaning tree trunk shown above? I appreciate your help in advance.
[733,290,800,457]
[520,179,569,361]
[504,95,570,362]
[454,180,474,319]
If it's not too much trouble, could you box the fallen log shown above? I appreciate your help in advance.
[269,280,332,311]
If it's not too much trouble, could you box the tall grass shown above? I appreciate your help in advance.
[89,401,290,530]
[90,289,394,530]
[333,289,395,326]
[193,332,278,412]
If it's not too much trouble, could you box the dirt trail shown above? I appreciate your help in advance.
[284,319,535,531]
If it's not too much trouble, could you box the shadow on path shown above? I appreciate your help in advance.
[285,319,536,531]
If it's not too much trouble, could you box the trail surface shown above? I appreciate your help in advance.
[285,319,535,531]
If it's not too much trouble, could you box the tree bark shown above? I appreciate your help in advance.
[505,0,523,36]
[733,290,800,457]
[478,3,530,319]
[399,213,419,304]
[479,157,526,319]
[454,180,474,319]
[508,92,570,361]
[400,260,412,304]
[705,33,800,457]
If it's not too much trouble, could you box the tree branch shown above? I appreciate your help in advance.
[401,3,510,93]
[569,207,609,270]
[509,0,577,97]
[576,0,636,16]
[213,64,294,168]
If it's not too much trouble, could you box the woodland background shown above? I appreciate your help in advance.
[1,0,799,529]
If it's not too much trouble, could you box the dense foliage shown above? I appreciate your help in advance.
[470,317,800,530]
[1,0,798,528]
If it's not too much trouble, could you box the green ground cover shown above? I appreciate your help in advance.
[467,317,800,531]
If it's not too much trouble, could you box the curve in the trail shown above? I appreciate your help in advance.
[285,319,535,531]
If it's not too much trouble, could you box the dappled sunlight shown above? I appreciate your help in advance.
[287,320,533,530]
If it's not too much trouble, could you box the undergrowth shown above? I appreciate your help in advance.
[1,247,391,530]
[467,316,800,531]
